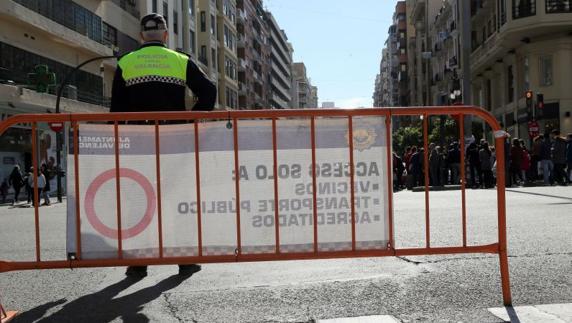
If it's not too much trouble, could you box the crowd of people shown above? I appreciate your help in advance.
[1,163,54,206]
[393,129,572,190]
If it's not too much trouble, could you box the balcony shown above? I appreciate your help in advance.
[546,0,572,13]
[110,0,140,18]
[448,56,458,67]
[237,8,247,21]
[513,0,536,19]
[6,0,111,57]
[410,0,426,23]
[238,58,248,71]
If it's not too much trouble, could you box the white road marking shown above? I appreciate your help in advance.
[488,303,572,322]
[317,315,401,323]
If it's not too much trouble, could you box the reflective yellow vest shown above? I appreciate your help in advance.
[118,45,188,87]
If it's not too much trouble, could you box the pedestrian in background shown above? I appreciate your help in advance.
[24,168,33,204]
[531,136,542,181]
[8,165,24,205]
[429,145,444,187]
[467,142,480,188]
[447,142,460,184]
[40,164,51,206]
[540,133,554,185]
[27,167,45,207]
[479,142,494,188]
[550,129,567,186]
[111,13,216,279]
[0,179,8,204]
[566,133,572,184]
[510,138,524,186]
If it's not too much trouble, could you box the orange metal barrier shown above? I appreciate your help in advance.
[0,107,512,318]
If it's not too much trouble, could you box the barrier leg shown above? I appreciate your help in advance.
[0,295,18,323]
[499,249,512,306]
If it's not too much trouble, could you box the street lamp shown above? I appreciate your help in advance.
[54,55,117,202]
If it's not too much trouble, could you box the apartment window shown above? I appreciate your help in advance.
[226,88,237,109]
[507,65,515,103]
[189,0,195,15]
[224,25,235,50]
[0,41,104,105]
[223,0,236,23]
[211,14,216,35]
[13,0,102,44]
[211,48,217,71]
[200,11,206,32]
[102,22,117,48]
[498,0,507,25]
[173,10,179,34]
[163,1,169,24]
[225,56,236,80]
[546,0,572,13]
[512,0,536,19]
[152,0,158,12]
[539,56,553,86]
[190,30,196,54]
[200,45,207,65]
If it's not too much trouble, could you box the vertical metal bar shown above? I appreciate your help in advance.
[385,116,395,250]
[233,118,242,256]
[31,122,40,262]
[310,117,318,253]
[194,122,203,257]
[155,121,164,258]
[113,121,123,259]
[459,116,467,247]
[73,122,82,259]
[348,116,356,251]
[272,118,280,253]
[495,131,512,306]
[423,114,430,248]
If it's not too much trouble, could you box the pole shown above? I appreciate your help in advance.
[55,55,117,202]
[460,0,473,141]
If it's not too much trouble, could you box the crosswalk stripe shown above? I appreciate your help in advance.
[488,303,572,322]
[317,315,401,323]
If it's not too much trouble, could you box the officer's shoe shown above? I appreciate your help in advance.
[125,266,148,279]
[178,264,201,277]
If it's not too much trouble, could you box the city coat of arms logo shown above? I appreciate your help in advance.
[345,128,377,152]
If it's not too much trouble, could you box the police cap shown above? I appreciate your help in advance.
[141,13,167,31]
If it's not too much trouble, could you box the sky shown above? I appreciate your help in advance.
[264,0,395,108]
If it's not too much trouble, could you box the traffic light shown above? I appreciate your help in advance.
[525,90,533,109]
[537,93,544,109]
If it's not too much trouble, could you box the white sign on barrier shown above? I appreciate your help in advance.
[66,117,389,259]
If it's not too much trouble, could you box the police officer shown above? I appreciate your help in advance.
[111,13,216,113]
[111,13,216,279]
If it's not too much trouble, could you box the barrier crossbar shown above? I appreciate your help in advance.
[0,107,512,316]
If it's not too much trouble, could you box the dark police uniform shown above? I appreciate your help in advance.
[111,43,216,111]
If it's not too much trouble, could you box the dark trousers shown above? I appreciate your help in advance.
[13,186,21,203]
[482,169,494,188]
[554,163,567,184]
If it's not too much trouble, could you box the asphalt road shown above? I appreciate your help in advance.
[0,185,571,322]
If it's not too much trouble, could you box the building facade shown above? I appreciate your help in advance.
[409,0,444,106]
[291,62,314,109]
[470,0,572,136]
[309,85,318,108]
[264,11,292,109]
[236,0,270,109]
[0,0,141,177]
[428,0,462,106]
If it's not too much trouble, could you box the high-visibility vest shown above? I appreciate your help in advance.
[118,46,189,87]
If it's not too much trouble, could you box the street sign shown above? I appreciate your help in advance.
[49,122,64,132]
[528,120,539,138]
